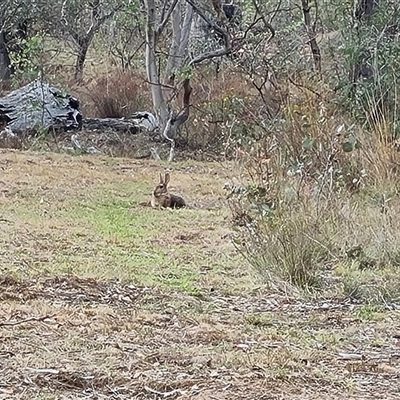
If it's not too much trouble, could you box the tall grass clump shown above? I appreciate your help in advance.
[227,77,400,301]
[85,71,150,118]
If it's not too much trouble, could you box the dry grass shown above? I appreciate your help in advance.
[0,150,243,291]
[83,71,152,118]
[1,276,400,399]
[0,149,400,399]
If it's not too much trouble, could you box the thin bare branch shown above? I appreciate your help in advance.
[0,314,55,327]
[189,47,231,65]
[250,0,275,41]
[156,0,179,37]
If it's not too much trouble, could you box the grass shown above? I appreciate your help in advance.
[1,149,400,400]
[0,150,243,292]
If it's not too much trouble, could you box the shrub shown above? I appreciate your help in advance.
[179,68,276,155]
[226,77,400,300]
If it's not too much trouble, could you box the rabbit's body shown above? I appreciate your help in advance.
[151,173,186,209]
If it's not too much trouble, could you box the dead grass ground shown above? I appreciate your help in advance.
[1,149,400,399]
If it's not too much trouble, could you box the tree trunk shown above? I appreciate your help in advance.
[162,78,192,161]
[74,39,90,83]
[82,118,139,133]
[144,0,234,160]
[301,0,321,74]
[145,0,169,127]
[0,30,12,84]
[64,2,120,83]
[165,1,182,81]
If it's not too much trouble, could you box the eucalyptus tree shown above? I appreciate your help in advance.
[143,0,274,160]
[44,0,126,82]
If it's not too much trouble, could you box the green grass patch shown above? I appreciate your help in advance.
[0,153,251,295]
[353,304,387,321]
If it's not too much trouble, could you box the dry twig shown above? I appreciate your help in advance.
[0,314,55,327]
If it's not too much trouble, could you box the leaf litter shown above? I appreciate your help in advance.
[0,274,399,399]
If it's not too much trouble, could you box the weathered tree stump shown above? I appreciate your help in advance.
[0,80,82,133]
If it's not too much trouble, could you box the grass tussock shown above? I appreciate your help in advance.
[84,70,151,118]
[227,77,400,301]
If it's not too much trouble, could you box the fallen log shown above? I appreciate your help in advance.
[0,80,176,160]
[82,117,139,133]
[0,81,155,136]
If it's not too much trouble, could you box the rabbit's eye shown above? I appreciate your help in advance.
[159,184,164,188]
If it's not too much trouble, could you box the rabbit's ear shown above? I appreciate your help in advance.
[164,173,170,185]
[159,173,164,183]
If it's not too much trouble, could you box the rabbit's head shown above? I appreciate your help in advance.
[153,172,170,198]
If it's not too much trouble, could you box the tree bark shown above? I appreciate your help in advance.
[178,3,194,62]
[162,78,192,161]
[145,0,169,126]
[74,39,91,83]
[301,0,321,74]
[165,1,182,80]
[0,30,12,83]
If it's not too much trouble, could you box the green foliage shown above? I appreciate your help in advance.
[334,1,400,130]
[176,64,192,79]
[9,34,43,84]
[245,313,272,327]
[106,1,143,69]
[354,304,386,321]
[155,267,200,295]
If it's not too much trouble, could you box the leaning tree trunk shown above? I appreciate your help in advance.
[74,38,91,83]
[301,0,321,74]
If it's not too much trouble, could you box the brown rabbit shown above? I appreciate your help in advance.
[151,172,186,209]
